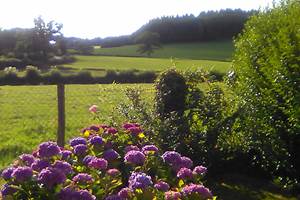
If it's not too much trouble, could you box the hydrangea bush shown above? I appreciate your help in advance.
[1,122,214,200]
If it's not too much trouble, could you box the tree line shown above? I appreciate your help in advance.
[0,17,71,69]
[98,9,255,47]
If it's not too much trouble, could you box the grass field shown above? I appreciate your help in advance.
[0,84,154,168]
[62,55,231,76]
[93,41,234,61]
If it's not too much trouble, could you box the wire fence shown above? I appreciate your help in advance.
[0,83,154,167]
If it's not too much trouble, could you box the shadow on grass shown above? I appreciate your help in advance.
[208,173,298,200]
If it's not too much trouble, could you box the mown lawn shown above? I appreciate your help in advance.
[62,55,231,76]
[93,41,234,61]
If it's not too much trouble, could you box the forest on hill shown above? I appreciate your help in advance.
[65,9,255,48]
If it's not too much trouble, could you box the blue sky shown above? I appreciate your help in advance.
[0,0,275,39]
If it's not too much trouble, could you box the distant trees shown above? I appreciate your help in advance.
[0,17,70,69]
[135,31,161,56]
[100,35,133,48]
[63,37,95,55]
[134,9,254,43]
[98,9,255,48]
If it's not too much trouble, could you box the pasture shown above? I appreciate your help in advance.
[0,84,154,168]
[62,55,231,76]
[93,41,234,61]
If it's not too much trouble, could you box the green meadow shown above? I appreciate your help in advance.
[93,41,234,61]
[60,41,233,76]
[0,84,154,168]
[62,55,231,76]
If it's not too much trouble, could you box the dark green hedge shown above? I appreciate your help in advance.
[0,69,157,85]
[0,67,225,85]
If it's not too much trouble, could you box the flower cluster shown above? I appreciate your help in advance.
[1,122,213,200]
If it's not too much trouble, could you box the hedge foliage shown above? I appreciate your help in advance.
[231,0,300,186]
[0,67,157,85]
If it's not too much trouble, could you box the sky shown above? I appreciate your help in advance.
[0,0,275,39]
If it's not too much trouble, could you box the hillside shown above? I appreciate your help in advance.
[93,41,233,61]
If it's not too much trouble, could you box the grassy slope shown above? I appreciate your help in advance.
[93,41,234,61]
[63,55,231,76]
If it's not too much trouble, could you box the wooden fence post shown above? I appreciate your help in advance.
[57,84,65,147]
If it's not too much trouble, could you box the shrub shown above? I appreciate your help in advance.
[44,69,64,84]
[1,66,22,85]
[1,122,214,200]
[155,69,187,118]
[0,57,25,70]
[118,69,240,170]
[70,70,94,84]
[24,66,42,85]
[231,0,300,187]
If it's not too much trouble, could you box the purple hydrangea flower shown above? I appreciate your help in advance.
[72,173,93,184]
[142,145,159,154]
[128,172,153,190]
[70,137,87,147]
[165,191,182,200]
[88,125,100,132]
[53,160,73,175]
[1,167,15,180]
[105,195,122,200]
[1,184,17,197]
[58,188,96,200]
[122,123,139,129]
[162,151,182,165]
[106,127,118,135]
[177,167,193,179]
[88,158,108,170]
[127,126,142,135]
[103,149,119,161]
[154,181,170,192]
[38,167,66,188]
[38,141,61,158]
[61,150,72,160]
[182,184,213,199]
[57,187,74,200]
[124,150,145,165]
[19,154,35,166]
[104,141,113,149]
[193,165,207,175]
[32,150,38,157]
[89,136,104,146]
[180,156,193,169]
[73,144,88,156]
[118,187,132,199]
[11,166,33,182]
[124,145,140,153]
[106,168,121,177]
[99,124,109,129]
[31,159,50,172]
[77,190,96,200]
[82,155,96,165]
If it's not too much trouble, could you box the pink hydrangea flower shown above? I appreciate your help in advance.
[89,105,98,113]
